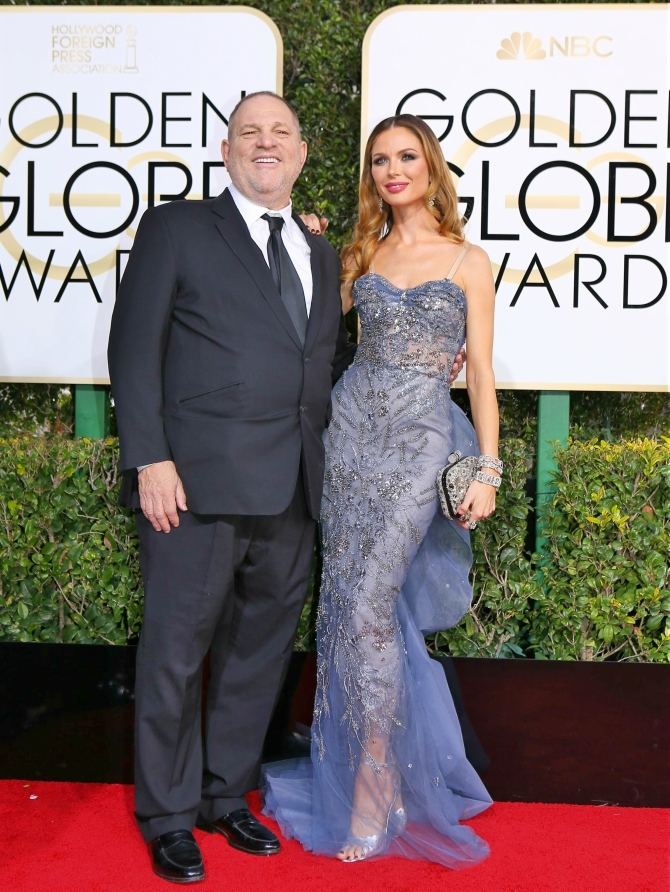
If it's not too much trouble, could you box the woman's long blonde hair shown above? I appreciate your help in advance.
[341,114,464,290]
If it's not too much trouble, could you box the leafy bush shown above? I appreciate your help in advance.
[528,438,670,663]
[2,434,667,662]
[0,385,73,438]
[0,437,142,644]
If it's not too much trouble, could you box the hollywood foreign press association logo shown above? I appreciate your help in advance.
[51,21,140,74]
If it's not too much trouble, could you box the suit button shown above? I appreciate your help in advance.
[299,406,306,413]
[304,357,311,364]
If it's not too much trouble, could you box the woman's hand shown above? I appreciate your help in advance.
[456,477,498,530]
[449,344,466,384]
[298,213,329,235]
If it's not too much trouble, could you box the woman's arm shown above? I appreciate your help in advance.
[340,252,356,314]
[457,245,500,528]
[341,280,354,314]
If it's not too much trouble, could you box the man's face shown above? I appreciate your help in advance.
[221,95,307,209]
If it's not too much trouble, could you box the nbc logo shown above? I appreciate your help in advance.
[496,32,613,60]
[497,32,546,60]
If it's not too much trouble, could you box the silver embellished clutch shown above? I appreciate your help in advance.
[436,451,479,520]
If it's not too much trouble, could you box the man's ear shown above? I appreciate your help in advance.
[299,140,308,169]
[221,139,229,165]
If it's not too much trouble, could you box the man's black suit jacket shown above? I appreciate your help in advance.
[108,189,354,520]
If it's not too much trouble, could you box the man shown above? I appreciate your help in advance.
[108,91,354,883]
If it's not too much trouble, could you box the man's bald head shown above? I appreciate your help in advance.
[228,91,302,138]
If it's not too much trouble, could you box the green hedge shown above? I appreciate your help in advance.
[1,435,667,662]
[529,438,670,662]
[0,437,141,643]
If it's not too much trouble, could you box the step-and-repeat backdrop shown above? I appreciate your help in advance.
[363,3,669,390]
[1,4,668,390]
[0,6,281,382]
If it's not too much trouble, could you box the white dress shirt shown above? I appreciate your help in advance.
[227,183,313,315]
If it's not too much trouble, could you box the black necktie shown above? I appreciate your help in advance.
[262,213,308,345]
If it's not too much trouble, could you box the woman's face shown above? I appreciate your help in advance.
[369,126,431,210]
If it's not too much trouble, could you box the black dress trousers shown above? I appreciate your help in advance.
[133,475,315,841]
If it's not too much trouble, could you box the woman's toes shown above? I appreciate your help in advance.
[337,844,361,862]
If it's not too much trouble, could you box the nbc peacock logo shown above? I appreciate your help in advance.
[496,32,546,61]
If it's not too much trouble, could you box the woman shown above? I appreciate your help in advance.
[264,114,500,866]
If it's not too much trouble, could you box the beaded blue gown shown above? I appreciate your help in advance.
[263,256,492,867]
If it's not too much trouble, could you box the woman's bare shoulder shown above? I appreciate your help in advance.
[462,242,492,270]
[459,244,495,306]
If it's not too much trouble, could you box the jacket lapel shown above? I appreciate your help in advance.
[211,190,303,350]
[293,213,326,355]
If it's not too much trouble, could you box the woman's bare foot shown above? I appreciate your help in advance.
[337,750,404,862]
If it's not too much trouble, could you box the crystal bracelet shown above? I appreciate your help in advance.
[478,455,503,474]
[475,470,502,488]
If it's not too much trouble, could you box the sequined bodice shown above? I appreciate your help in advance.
[352,272,466,381]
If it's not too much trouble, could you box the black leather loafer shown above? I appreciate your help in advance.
[198,808,281,855]
[150,830,205,884]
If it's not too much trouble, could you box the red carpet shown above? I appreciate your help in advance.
[1,780,667,891]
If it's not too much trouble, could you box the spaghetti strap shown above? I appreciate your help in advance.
[446,243,469,281]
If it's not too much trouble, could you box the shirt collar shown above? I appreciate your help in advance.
[227,183,293,228]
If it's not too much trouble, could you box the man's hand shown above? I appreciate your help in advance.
[138,461,188,533]
[449,344,467,384]
[298,213,329,235]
